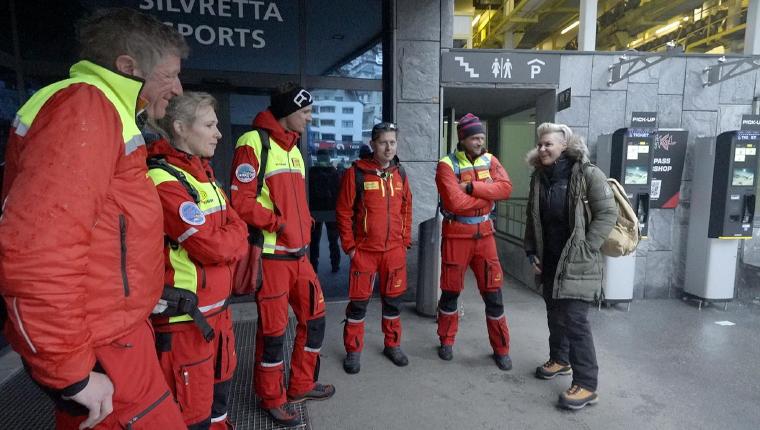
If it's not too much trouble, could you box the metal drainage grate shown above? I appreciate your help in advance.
[230,317,310,430]
[0,368,55,429]
[0,317,308,430]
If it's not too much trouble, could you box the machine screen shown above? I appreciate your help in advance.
[731,167,754,186]
[624,165,648,185]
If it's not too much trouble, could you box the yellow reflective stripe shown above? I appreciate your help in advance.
[236,131,307,253]
[147,169,179,186]
[168,247,198,323]
[262,231,277,254]
[236,130,276,211]
[16,61,142,149]
[275,245,307,253]
[198,298,226,313]
[177,227,198,243]
[202,205,226,215]
[264,168,294,178]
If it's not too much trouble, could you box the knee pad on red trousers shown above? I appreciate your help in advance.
[262,334,285,364]
[483,289,505,318]
[381,295,403,317]
[346,300,369,321]
[438,290,459,313]
[306,316,326,350]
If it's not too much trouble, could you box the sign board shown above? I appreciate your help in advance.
[557,88,571,112]
[650,130,688,209]
[740,114,760,131]
[631,111,657,128]
[81,0,299,74]
[441,51,560,84]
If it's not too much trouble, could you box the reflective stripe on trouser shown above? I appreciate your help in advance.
[437,235,510,354]
[254,256,326,409]
[343,247,407,353]
[154,308,237,428]
[54,320,185,430]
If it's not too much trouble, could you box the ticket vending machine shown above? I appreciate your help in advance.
[684,130,759,308]
[597,128,654,308]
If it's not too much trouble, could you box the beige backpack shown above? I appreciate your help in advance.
[581,167,640,257]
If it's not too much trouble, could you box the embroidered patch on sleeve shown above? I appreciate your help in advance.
[235,163,256,183]
[179,201,206,226]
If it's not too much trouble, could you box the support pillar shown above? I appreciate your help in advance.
[578,0,598,52]
[745,0,760,55]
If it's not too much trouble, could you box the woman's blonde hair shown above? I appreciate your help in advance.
[526,122,589,167]
[536,122,573,143]
[154,92,217,143]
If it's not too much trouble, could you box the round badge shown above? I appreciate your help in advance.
[179,201,206,226]
[235,163,256,183]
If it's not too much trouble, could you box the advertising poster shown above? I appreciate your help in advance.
[650,130,688,208]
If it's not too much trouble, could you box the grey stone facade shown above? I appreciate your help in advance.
[399,1,760,300]
[396,0,446,296]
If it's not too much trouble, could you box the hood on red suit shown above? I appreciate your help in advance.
[252,109,299,150]
[147,138,216,182]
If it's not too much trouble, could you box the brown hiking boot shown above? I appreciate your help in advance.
[535,360,572,380]
[265,405,301,427]
[558,384,598,410]
[287,383,336,404]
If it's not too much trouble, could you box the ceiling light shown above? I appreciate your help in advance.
[561,20,579,35]
[655,21,680,36]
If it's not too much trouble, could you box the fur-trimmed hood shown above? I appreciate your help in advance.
[526,133,590,168]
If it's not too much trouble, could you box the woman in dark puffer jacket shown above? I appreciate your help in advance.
[524,122,617,410]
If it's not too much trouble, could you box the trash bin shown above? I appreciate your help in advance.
[416,214,442,317]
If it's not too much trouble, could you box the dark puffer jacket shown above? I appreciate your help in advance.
[524,138,617,302]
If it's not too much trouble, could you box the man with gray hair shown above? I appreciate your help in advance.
[0,8,188,429]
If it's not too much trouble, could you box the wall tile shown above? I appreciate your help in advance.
[591,54,628,91]
[658,57,686,95]
[398,41,440,102]
[397,102,440,162]
[683,57,720,111]
[559,54,594,96]
[556,96,590,127]
[657,94,683,128]
[397,0,440,41]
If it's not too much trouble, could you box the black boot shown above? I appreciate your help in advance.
[383,346,409,367]
[343,351,361,374]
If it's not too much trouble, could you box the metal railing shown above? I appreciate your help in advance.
[495,197,528,241]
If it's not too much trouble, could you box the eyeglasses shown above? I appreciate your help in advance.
[372,122,397,132]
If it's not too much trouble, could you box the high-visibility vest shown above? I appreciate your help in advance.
[13,60,144,155]
[148,163,229,323]
[235,131,306,254]
[439,150,493,182]
[439,151,495,224]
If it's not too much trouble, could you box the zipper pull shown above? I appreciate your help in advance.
[182,369,190,385]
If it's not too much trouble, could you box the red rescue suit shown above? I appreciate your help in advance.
[148,139,249,429]
[335,157,413,353]
[435,150,513,356]
[230,110,326,409]
[0,61,184,429]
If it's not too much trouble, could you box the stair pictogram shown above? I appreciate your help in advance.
[454,56,479,78]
